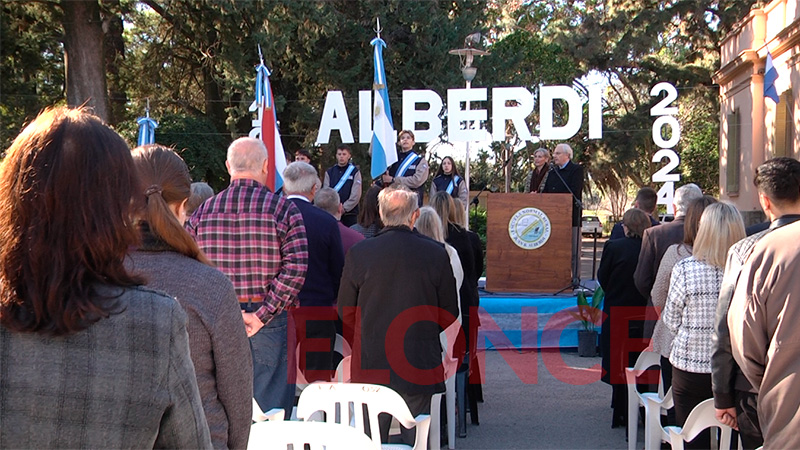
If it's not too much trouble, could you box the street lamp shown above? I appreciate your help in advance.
[449,35,489,229]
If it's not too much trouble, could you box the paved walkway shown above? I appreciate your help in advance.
[456,350,633,449]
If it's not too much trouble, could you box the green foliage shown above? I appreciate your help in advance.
[468,205,487,277]
[154,114,230,192]
[570,287,603,332]
[0,1,64,152]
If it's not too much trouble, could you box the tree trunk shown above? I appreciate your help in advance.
[61,0,109,122]
[100,0,126,127]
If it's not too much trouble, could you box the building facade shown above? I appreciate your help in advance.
[714,0,800,225]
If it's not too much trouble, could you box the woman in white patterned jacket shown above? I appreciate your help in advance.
[662,202,745,449]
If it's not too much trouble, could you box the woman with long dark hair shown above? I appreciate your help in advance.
[0,107,211,448]
[351,184,384,238]
[430,156,468,206]
[128,145,253,449]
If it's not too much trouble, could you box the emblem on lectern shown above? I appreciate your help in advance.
[508,207,551,249]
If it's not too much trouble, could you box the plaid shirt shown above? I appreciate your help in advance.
[187,178,308,323]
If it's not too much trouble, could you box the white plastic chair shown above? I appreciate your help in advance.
[297,333,352,389]
[248,419,375,450]
[624,351,668,450]
[430,319,462,450]
[645,388,674,450]
[331,327,459,450]
[252,398,286,423]
[665,398,736,450]
[296,382,431,450]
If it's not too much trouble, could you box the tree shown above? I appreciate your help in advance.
[0,1,64,150]
[62,0,109,121]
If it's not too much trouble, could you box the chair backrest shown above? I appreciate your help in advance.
[627,350,664,397]
[296,382,422,447]
[248,420,374,450]
[671,398,732,446]
[297,333,352,386]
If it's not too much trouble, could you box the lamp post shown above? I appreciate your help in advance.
[449,38,488,229]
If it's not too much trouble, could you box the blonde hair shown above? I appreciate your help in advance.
[415,207,444,243]
[452,198,468,228]
[692,202,745,268]
[430,191,456,238]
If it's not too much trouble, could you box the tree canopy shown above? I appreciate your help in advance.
[0,0,757,198]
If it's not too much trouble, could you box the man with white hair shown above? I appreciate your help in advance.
[188,137,309,417]
[338,187,459,445]
[634,182,703,298]
[283,162,344,382]
[542,143,585,282]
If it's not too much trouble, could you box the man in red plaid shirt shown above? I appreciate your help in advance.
[188,137,308,417]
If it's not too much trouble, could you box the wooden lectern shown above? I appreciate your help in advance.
[486,193,572,292]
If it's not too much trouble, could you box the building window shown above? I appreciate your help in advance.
[726,108,740,195]
[774,90,794,158]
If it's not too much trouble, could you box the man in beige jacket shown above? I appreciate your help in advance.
[728,219,800,449]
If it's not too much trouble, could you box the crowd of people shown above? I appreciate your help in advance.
[597,157,800,449]
[6,105,797,450]
[0,107,490,448]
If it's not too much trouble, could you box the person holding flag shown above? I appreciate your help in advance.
[323,144,362,227]
[378,130,429,207]
[366,19,429,206]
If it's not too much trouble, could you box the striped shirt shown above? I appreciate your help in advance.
[187,178,308,323]
[663,256,723,373]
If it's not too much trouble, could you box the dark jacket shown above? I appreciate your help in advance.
[289,198,344,307]
[597,236,648,385]
[542,161,584,226]
[633,217,685,298]
[338,226,459,395]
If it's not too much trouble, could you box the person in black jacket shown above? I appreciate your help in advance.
[542,143,584,281]
[284,161,345,382]
[338,186,458,445]
[597,208,652,428]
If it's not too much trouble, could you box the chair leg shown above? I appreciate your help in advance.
[429,393,442,450]
[446,378,456,449]
[456,370,467,438]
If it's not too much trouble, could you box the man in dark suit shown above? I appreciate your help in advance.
[283,161,345,382]
[633,183,702,298]
[338,186,459,445]
[542,143,585,282]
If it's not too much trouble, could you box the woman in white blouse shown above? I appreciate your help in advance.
[662,202,745,448]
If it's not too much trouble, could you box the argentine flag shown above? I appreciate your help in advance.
[253,62,287,192]
[136,116,158,146]
[369,36,398,179]
[764,51,779,103]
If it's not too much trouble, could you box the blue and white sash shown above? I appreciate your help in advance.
[333,164,356,192]
[446,175,461,195]
[396,152,420,177]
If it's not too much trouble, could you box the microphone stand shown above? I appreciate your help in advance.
[548,162,593,295]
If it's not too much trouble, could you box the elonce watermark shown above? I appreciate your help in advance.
[272,305,660,387]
